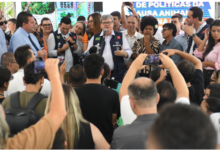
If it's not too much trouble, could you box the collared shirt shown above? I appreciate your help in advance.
[111,113,158,149]
[87,30,132,70]
[189,21,207,55]
[47,28,82,72]
[4,69,51,97]
[119,26,126,31]
[10,27,40,57]
[176,29,184,36]
[175,33,188,51]
[121,30,144,65]
[0,28,8,63]
[160,37,183,64]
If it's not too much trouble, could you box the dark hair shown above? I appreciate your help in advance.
[88,13,101,34]
[205,97,220,113]
[189,7,203,21]
[141,16,158,35]
[111,11,121,19]
[174,13,183,20]
[128,78,157,107]
[17,12,33,28]
[156,81,177,110]
[150,66,162,82]
[14,45,32,68]
[171,15,181,22]
[77,16,86,21]
[8,18,16,24]
[40,17,53,34]
[203,20,220,58]
[177,60,195,83]
[1,52,14,67]
[69,64,85,87]
[148,104,217,149]
[83,54,104,79]
[0,66,11,89]
[52,128,66,149]
[33,17,43,45]
[24,61,44,84]
[75,21,86,36]
[101,63,110,84]
[207,83,220,99]
[163,23,177,37]
[205,18,214,26]
[60,17,71,25]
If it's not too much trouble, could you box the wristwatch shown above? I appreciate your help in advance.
[191,33,196,38]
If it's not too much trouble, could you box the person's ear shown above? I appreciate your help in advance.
[27,57,32,64]
[23,77,26,86]
[100,69,104,76]
[156,93,160,105]
[59,23,61,28]
[64,141,67,149]
[40,77,44,85]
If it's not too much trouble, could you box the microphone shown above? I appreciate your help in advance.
[89,46,98,54]
[103,28,107,38]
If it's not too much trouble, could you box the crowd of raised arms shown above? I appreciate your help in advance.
[0,2,220,149]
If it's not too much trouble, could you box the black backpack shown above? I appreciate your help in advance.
[5,92,47,136]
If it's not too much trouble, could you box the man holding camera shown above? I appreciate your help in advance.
[47,17,82,83]
[86,14,132,83]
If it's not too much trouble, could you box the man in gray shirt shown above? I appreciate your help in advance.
[160,23,183,64]
[110,54,159,149]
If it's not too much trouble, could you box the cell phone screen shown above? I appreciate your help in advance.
[144,54,160,66]
[34,61,45,74]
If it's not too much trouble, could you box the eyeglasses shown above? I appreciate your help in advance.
[101,21,113,25]
[88,20,93,23]
[42,24,52,27]
[162,29,170,32]
[0,21,7,26]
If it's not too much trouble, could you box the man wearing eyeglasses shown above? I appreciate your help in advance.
[160,23,183,64]
[0,17,11,48]
[86,14,132,83]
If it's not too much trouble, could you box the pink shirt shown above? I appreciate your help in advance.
[176,30,184,37]
[194,42,220,70]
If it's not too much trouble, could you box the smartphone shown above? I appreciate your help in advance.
[125,2,131,5]
[34,61,45,74]
[144,54,161,66]
[58,56,64,65]
[103,78,118,89]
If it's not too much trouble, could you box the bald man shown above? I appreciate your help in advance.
[110,54,160,149]
[1,52,19,74]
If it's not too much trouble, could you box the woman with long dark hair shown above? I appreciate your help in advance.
[82,13,101,52]
[194,20,220,88]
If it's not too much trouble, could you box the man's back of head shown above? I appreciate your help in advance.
[147,104,217,149]
[177,59,195,83]
[83,54,104,80]
[150,66,162,82]
[69,64,85,88]
[24,61,45,85]
[1,52,19,74]
[156,81,177,110]
[77,16,86,22]
[14,45,34,68]
[128,77,158,108]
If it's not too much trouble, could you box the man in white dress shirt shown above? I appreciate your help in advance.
[5,45,51,97]
[47,17,82,83]
[86,14,132,83]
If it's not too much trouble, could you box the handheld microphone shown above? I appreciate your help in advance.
[103,28,107,38]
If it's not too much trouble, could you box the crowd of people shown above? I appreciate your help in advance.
[0,2,220,149]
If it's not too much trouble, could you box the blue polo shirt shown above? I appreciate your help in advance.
[160,37,183,64]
